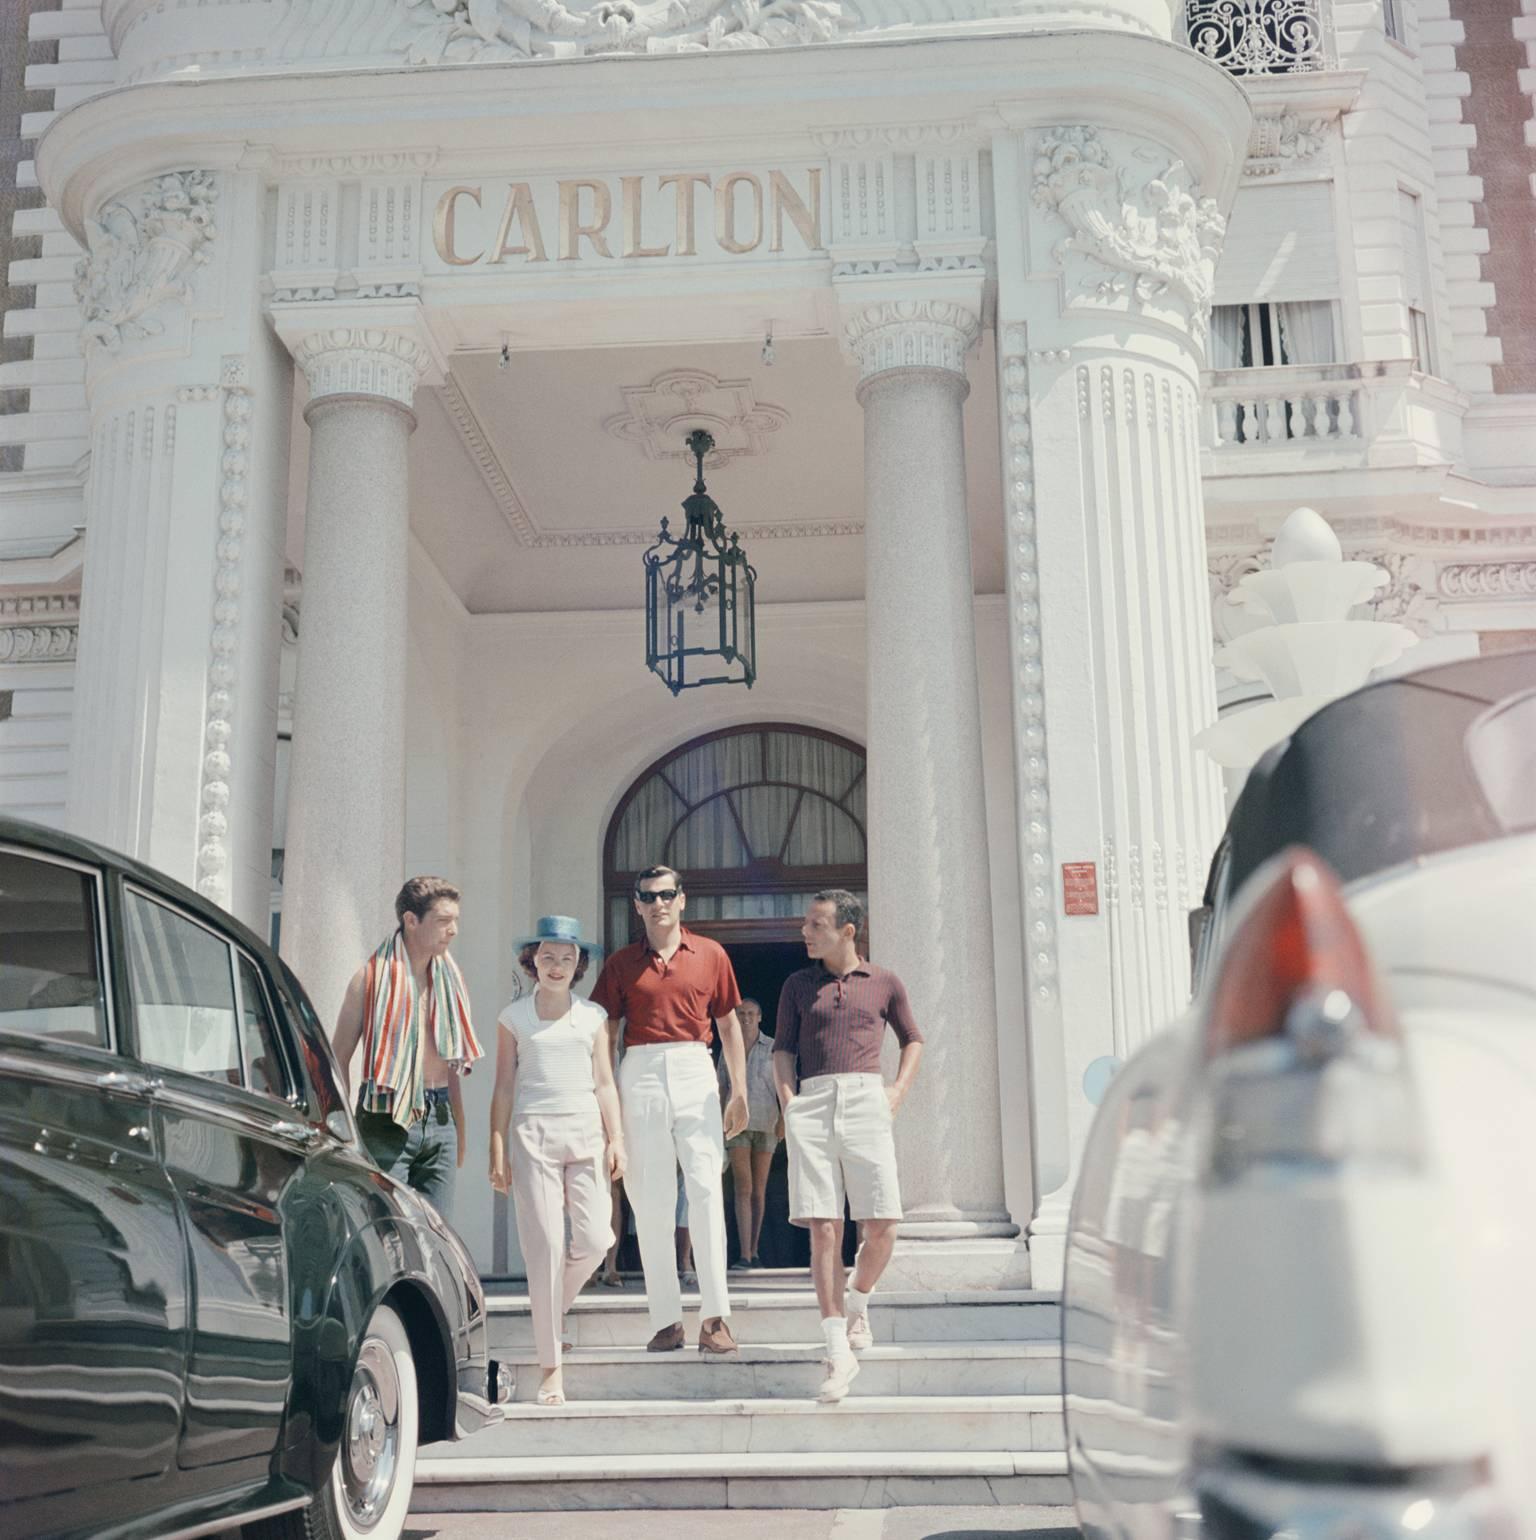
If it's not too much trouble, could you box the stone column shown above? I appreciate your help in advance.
[66,169,291,930]
[844,293,1026,1290]
[991,110,1244,1287]
[277,328,428,1029]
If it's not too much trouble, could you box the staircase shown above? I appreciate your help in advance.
[414,1270,1070,1513]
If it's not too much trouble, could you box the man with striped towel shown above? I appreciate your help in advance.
[333,875,484,1215]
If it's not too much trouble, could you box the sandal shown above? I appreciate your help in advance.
[536,1387,565,1407]
[599,1272,624,1288]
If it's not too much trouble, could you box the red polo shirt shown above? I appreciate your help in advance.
[590,927,742,1047]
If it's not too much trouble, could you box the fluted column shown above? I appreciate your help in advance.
[279,327,429,1028]
[844,294,1026,1289]
[991,108,1245,1286]
[66,169,291,929]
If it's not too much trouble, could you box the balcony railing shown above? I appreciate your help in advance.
[1184,0,1334,74]
[1203,360,1416,455]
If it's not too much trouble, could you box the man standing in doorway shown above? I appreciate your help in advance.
[592,865,750,1354]
[774,889,924,1402]
[332,876,483,1214]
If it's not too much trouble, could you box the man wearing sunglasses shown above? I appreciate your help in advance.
[591,865,749,1354]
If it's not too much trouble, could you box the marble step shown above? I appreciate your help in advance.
[485,1285,1061,1348]
[491,1339,1062,1401]
[412,1448,1073,1511]
[432,1393,1065,1458]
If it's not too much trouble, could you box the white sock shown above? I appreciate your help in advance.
[822,1315,850,1357]
[846,1286,871,1320]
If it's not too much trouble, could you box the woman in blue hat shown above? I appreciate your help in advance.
[489,915,625,1406]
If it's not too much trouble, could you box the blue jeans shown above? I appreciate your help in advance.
[376,1090,460,1218]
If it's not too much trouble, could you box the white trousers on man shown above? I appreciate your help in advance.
[509,1110,613,1368]
[619,1042,730,1331]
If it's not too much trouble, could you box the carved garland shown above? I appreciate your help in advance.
[1030,127,1225,335]
[401,0,851,64]
[74,171,218,354]
[0,593,81,663]
[182,358,252,907]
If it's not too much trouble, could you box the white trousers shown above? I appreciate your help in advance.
[509,1110,613,1368]
[619,1042,730,1331]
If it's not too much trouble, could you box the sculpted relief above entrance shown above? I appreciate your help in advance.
[403,0,850,61]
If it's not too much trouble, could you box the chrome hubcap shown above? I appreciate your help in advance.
[340,1339,400,1528]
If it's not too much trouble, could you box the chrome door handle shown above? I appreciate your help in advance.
[270,1119,322,1146]
[95,1069,161,1094]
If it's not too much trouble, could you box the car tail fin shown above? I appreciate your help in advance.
[1201,847,1417,1178]
[1204,846,1397,1061]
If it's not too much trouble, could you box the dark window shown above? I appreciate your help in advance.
[236,953,289,1100]
[125,889,241,1085]
[0,848,107,1047]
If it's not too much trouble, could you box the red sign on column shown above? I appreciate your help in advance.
[1062,862,1099,916]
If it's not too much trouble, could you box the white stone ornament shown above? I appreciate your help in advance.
[401,0,850,63]
[293,328,431,409]
[842,299,981,383]
[1245,109,1330,179]
[74,171,218,354]
[1031,127,1225,331]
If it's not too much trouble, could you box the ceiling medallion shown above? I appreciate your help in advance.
[604,368,789,466]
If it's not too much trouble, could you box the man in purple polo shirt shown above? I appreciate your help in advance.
[773,889,924,1403]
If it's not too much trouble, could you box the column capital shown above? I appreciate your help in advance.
[839,293,982,386]
[290,327,432,412]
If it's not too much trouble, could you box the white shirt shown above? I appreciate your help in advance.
[496,993,607,1117]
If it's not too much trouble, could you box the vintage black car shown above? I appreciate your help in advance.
[0,815,502,1540]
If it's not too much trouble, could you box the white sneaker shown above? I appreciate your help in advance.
[817,1352,860,1404]
[846,1312,873,1351]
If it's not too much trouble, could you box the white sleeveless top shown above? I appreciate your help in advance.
[496,993,606,1117]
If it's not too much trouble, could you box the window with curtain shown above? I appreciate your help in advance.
[604,725,867,949]
[1209,301,1338,369]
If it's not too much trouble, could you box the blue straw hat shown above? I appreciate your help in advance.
[515,914,603,957]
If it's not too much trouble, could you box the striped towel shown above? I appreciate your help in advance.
[360,928,483,1129]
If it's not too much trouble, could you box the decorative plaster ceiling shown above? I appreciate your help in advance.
[603,369,790,467]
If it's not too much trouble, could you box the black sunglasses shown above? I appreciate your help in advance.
[635,888,682,904]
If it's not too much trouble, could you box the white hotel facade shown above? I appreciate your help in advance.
[1,0,1534,1282]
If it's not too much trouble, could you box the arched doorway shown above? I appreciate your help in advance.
[604,723,867,1268]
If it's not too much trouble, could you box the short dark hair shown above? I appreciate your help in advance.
[395,876,460,924]
[814,889,865,935]
[518,941,591,984]
[635,864,683,894]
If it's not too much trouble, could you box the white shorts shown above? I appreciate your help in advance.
[785,1073,902,1226]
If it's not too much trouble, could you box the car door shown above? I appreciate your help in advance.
[0,844,189,1537]
[120,883,309,1478]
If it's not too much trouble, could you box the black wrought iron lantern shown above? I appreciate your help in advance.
[644,429,757,695]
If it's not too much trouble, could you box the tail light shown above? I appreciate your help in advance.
[1201,847,1419,1179]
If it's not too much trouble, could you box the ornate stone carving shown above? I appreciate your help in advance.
[1245,109,1330,178]
[196,357,252,907]
[1031,127,1225,330]
[294,329,430,409]
[1208,548,1266,642]
[0,592,81,662]
[843,298,980,383]
[401,0,850,64]
[1354,549,1439,634]
[603,369,789,465]
[74,171,218,354]
[1438,561,1536,601]
[999,329,1061,1010]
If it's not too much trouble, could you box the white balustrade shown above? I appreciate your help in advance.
[1202,361,1412,453]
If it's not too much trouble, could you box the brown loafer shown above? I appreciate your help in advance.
[646,1322,685,1352]
[698,1316,738,1355]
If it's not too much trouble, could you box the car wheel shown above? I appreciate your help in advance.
[245,1302,419,1540]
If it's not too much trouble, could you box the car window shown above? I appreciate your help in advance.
[0,847,108,1047]
[125,888,241,1086]
[236,952,289,1100]
[1466,690,1536,835]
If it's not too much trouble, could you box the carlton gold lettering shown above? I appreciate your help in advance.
[433,185,483,265]
[558,179,613,261]
[489,183,548,264]
[715,172,764,255]
[770,169,822,253]
[621,176,670,259]
[658,172,711,257]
